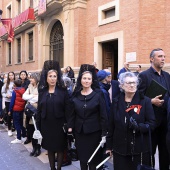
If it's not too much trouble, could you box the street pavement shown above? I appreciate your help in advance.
[0,124,159,170]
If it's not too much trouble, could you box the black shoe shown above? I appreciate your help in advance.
[30,147,36,156]
[61,160,71,167]
[34,148,41,157]
[24,139,31,145]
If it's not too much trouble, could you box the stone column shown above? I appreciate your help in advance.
[61,0,87,68]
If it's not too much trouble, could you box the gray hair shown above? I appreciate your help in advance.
[119,72,139,92]
[31,72,40,84]
[150,48,163,58]
[63,77,72,87]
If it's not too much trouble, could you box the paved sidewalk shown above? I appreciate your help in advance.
[0,124,112,170]
[0,124,160,170]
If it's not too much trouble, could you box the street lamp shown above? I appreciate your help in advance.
[0,9,3,21]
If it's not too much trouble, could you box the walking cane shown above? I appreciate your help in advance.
[87,142,103,164]
[87,136,106,164]
[96,153,111,169]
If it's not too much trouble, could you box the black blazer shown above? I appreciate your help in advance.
[138,67,170,125]
[106,91,156,155]
[36,86,70,130]
[68,91,108,135]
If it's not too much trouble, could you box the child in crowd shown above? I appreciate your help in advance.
[9,79,26,144]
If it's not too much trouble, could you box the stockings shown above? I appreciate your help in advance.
[48,150,64,170]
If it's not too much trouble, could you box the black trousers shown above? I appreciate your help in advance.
[28,123,38,147]
[152,118,170,170]
[25,116,33,141]
[5,102,13,130]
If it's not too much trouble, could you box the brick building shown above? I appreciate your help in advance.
[0,0,170,79]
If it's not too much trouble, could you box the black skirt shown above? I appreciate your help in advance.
[113,151,151,170]
[75,130,102,164]
[41,115,67,152]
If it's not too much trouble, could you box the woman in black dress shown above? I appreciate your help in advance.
[68,64,108,170]
[37,60,70,170]
[106,72,156,170]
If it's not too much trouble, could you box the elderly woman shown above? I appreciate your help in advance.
[68,64,108,170]
[106,72,156,170]
[36,60,70,170]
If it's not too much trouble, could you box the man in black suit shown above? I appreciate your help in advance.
[138,48,170,170]
[167,97,170,164]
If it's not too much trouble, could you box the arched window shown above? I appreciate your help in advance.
[50,20,64,67]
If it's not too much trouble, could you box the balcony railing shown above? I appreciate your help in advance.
[13,8,35,28]
[0,8,35,38]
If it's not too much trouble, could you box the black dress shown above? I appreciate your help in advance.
[37,86,70,152]
[41,93,66,151]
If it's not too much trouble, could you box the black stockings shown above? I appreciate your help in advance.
[48,150,64,170]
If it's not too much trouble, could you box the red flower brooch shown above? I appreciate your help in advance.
[125,105,142,114]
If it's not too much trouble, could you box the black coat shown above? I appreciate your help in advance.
[138,67,170,126]
[68,90,108,135]
[111,80,120,100]
[167,98,170,155]
[36,86,70,151]
[106,91,156,155]
[37,86,70,120]
[68,90,108,163]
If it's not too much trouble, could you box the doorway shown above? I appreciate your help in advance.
[50,20,64,67]
[102,40,118,80]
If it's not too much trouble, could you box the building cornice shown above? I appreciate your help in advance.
[61,0,87,11]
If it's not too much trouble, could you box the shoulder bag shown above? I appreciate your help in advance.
[24,103,37,118]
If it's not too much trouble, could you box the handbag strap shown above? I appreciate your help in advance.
[140,125,154,168]
[148,126,154,168]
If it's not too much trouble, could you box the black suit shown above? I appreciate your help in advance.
[68,90,108,165]
[138,66,170,170]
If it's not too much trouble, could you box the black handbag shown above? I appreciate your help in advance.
[24,103,37,118]
[137,126,155,170]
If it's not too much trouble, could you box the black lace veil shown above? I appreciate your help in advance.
[38,60,64,91]
[73,64,99,95]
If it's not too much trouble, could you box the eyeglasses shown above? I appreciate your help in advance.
[125,81,137,85]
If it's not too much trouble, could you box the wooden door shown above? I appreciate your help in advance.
[102,41,118,79]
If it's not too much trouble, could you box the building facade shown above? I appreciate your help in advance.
[0,0,170,79]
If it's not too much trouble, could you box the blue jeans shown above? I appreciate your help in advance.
[13,111,26,140]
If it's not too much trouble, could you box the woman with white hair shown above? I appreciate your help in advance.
[106,72,156,170]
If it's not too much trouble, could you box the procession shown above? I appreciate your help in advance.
[0,0,170,170]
